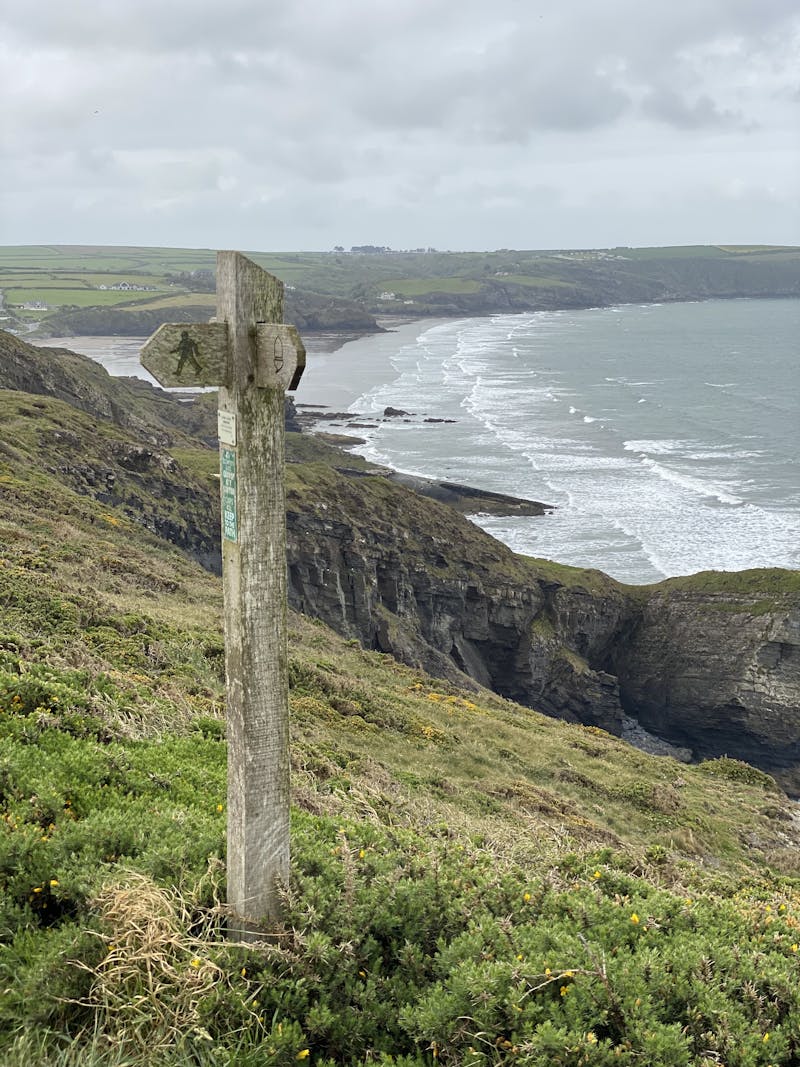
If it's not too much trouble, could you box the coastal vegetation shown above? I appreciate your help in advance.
[2,329,800,1063]
[1,243,798,335]
[3,432,800,1065]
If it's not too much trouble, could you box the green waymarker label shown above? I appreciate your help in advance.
[221,447,238,543]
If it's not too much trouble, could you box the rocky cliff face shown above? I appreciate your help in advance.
[286,465,637,734]
[0,330,219,446]
[3,327,799,791]
[284,463,800,792]
[614,576,800,790]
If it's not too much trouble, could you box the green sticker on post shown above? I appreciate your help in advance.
[221,447,238,542]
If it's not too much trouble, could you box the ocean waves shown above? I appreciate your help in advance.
[342,300,800,583]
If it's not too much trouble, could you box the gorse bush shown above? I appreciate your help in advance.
[2,544,800,1062]
[4,720,800,1067]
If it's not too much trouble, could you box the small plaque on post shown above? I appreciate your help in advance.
[218,411,237,447]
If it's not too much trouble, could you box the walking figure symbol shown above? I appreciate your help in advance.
[172,330,204,376]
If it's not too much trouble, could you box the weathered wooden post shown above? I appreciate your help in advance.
[140,252,305,936]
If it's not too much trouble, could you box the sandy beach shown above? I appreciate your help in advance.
[293,318,457,410]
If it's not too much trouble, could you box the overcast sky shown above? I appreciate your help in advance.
[2,0,798,252]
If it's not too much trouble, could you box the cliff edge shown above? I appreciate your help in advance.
[2,328,799,791]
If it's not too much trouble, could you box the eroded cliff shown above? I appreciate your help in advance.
[283,459,800,791]
[2,328,798,791]
[614,572,800,788]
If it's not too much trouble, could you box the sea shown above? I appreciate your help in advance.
[305,298,800,585]
[34,297,799,585]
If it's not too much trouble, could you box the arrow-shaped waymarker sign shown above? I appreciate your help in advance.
[140,251,306,939]
[141,321,305,391]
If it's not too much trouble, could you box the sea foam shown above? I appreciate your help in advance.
[341,299,800,581]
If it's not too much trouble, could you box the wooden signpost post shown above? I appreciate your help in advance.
[141,251,305,937]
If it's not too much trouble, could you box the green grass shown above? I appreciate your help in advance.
[0,271,168,287]
[652,569,800,606]
[500,274,574,288]
[610,244,800,261]
[2,244,798,329]
[2,548,800,1064]
[2,375,800,1062]
[0,245,217,272]
[383,277,483,296]
[520,555,629,597]
[128,293,217,311]
[4,288,175,309]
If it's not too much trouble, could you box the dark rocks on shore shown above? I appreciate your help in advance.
[385,472,553,517]
[295,409,358,423]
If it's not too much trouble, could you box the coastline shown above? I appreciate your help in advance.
[26,316,434,400]
[291,299,800,583]
[293,317,452,409]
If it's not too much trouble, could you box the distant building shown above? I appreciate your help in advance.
[100,281,157,292]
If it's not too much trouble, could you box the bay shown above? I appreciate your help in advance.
[322,299,800,584]
[32,300,799,584]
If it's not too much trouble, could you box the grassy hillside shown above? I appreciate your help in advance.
[2,356,800,1062]
[1,244,798,333]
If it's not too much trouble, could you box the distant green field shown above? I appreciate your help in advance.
[3,288,171,309]
[502,274,573,288]
[609,244,800,260]
[0,243,797,327]
[0,246,212,315]
[384,277,482,296]
[0,245,217,273]
[128,293,217,311]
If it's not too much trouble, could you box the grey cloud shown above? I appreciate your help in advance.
[1,0,799,249]
[641,89,748,130]
[349,27,636,141]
